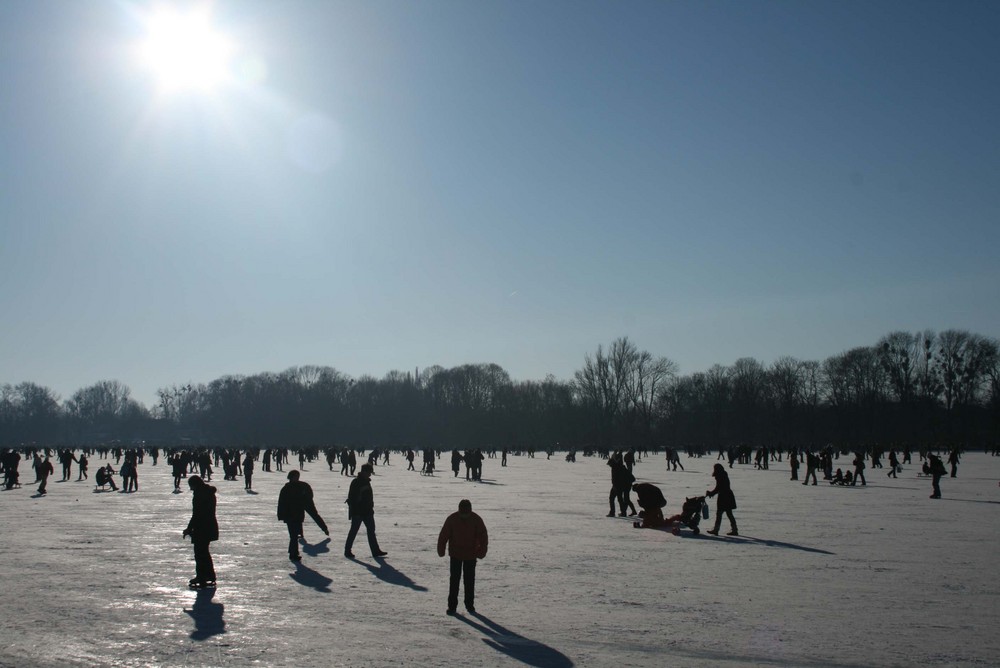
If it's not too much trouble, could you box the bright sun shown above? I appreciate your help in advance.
[136,7,235,92]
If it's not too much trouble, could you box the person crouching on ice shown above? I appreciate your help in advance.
[631,482,667,528]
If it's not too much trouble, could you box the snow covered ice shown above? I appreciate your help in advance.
[2,451,998,667]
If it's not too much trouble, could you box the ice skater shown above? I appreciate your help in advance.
[706,463,738,536]
[36,455,54,495]
[437,499,488,616]
[183,475,218,588]
[277,470,329,562]
[344,464,386,559]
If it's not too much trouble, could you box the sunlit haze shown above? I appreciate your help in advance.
[135,6,235,92]
[1,1,998,407]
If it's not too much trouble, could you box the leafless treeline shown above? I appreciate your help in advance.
[2,329,998,448]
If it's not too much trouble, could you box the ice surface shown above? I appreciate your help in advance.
[2,452,998,667]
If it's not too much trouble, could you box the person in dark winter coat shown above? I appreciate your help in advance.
[183,475,219,588]
[243,453,255,490]
[706,463,738,536]
[277,470,329,561]
[36,456,54,495]
[928,454,947,499]
[632,482,667,513]
[344,464,386,558]
[607,457,636,517]
[631,482,667,526]
[437,499,488,615]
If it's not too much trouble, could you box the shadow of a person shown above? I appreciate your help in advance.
[302,537,331,557]
[184,588,225,641]
[724,536,835,555]
[456,612,573,668]
[356,559,428,592]
[289,561,333,593]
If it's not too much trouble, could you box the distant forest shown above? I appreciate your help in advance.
[2,329,998,449]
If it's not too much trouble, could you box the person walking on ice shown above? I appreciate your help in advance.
[706,463,738,536]
[277,470,329,562]
[437,499,488,616]
[344,464,387,559]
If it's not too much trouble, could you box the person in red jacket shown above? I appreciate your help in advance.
[437,499,488,616]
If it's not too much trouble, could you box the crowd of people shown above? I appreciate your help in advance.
[0,439,991,610]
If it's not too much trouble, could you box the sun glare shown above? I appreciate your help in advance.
[137,7,235,92]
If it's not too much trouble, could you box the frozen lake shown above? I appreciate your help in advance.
[1,450,998,667]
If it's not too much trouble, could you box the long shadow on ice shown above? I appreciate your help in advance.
[700,535,835,555]
[669,645,871,668]
[184,588,226,641]
[356,559,428,591]
[290,561,333,593]
[456,613,573,668]
[939,497,1000,506]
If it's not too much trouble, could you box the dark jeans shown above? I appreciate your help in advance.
[286,520,303,557]
[193,540,216,583]
[932,474,942,497]
[448,558,476,611]
[345,515,381,555]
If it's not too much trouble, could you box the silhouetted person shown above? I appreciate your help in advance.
[344,464,386,559]
[851,453,866,486]
[789,450,799,480]
[451,450,463,478]
[928,454,946,499]
[706,463,738,536]
[171,454,186,491]
[96,465,118,491]
[77,453,88,480]
[36,456,54,495]
[631,482,667,525]
[803,452,818,486]
[632,482,667,513]
[948,448,960,478]
[437,499,488,616]
[406,449,415,471]
[607,456,636,517]
[59,449,75,481]
[887,450,899,478]
[183,475,218,588]
[243,453,254,490]
[277,470,329,562]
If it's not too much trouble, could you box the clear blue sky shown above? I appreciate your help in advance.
[2,1,998,408]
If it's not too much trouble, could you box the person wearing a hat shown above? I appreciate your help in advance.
[437,499,488,615]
